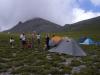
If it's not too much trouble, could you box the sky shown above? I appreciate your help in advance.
[0,0,100,31]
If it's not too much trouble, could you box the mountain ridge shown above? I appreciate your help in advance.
[5,18,62,33]
[5,16,100,32]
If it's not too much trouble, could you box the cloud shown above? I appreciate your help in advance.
[0,0,100,31]
[73,8,100,23]
[90,0,100,6]
[0,0,77,31]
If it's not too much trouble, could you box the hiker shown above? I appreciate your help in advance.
[20,33,27,48]
[10,37,15,48]
[36,33,41,48]
[27,39,32,48]
[45,33,50,50]
[31,32,35,48]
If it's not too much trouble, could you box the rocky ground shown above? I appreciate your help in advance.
[0,45,100,75]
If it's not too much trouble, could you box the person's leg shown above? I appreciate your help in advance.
[32,39,34,48]
[10,42,12,48]
[12,42,14,48]
[47,42,50,49]
[46,42,48,50]
[20,40,23,49]
[47,44,50,49]
[22,41,24,48]
[24,41,27,48]
[37,39,40,48]
[22,41,25,49]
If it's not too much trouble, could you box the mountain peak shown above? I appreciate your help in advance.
[6,18,62,33]
[5,16,100,33]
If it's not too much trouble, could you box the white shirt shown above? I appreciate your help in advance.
[20,34,23,39]
[20,34,26,41]
[36,34,40,39]
[10,39,14,43]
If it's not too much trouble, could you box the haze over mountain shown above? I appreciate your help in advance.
[6,16,100,33]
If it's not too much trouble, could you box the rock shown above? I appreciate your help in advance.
[65,58,73,65]
[0,72,11,75]
[79,65,86,68]
[59,69,63,72]
[72,67,81,74]
[46,55,52,60]
[64,74,70,75]
[59,58,73,66]
[71,65,86,74]
[76,57,83,63]
[12,53,16,57]
[1,58,10,61]
[48,74,52,75]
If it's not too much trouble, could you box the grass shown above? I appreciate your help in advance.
[0,32,100,75]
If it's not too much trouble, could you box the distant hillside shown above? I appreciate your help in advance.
[6,18,62,33]
[64,16,100,32]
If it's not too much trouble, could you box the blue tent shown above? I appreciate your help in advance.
[79,37,87,43]
[80,38,95,45]
[95,42,100,46]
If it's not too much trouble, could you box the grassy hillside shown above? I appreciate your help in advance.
[0,32,100,75]
[64,16,100,32]
[1,16,100,74]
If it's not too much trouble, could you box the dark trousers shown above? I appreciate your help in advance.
[37,39,40,48]
[46,42,50,49]
[32,39,34,48]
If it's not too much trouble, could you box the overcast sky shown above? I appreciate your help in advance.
[0,0,100,31]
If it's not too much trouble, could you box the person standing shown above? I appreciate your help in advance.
[36,33,41,48]
[45,33,50,50]
[20,33,27,48]
[31,32,35,48]
[10,37,15,48]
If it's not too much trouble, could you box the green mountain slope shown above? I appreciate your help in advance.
[64,16,100,32]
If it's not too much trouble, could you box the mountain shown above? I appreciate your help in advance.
[6,18,62,33]
[64,16,100,32]
[5,16,100,33]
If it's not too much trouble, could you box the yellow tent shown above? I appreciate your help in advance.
[51,36,62,44]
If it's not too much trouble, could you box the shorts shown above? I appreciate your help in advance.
[22,41,26,45]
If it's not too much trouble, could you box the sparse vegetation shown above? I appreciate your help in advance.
[0,31,100,75]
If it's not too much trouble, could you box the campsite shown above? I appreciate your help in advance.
[0,31,100,75]
[0,1,100,75]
